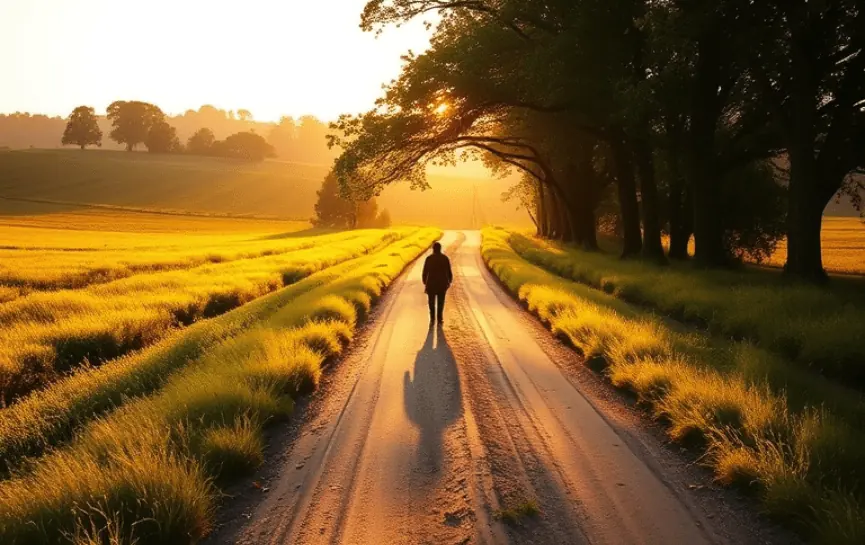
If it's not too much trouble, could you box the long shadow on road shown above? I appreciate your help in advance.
[403,324,463,475]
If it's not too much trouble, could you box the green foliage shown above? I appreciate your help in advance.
[61,106,102,150]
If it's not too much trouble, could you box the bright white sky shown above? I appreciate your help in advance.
[0,0,433,122]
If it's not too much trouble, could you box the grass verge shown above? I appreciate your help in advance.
[0,228,440,544]
[507,232,865,388]
[482,227,865,544]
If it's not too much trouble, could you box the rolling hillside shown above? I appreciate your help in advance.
[0,149,532,229]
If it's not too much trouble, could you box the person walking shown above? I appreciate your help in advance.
[422,241,453,325]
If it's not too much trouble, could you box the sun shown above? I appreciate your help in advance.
[434,102,450,116]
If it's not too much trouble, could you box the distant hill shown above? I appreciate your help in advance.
[0,149,531,229]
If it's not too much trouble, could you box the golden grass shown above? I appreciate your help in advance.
[0,209,317,291]
[0,227,439,544]
[0,230,403,404]
[482,227,865,544]
[508,231,865,389]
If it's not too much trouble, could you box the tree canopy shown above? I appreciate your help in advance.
[61,106,102,150]
[106,101,165,151]
[145,120,182,153]
[330,0,865,281]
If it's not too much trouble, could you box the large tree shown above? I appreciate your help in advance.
[106,101,164,151]
[745,0,865,281]
[61,106,102,150]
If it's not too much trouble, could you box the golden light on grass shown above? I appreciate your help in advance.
[0,226,441,544]
[480,226,865,544]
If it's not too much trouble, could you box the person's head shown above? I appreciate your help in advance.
[432,242,442,254]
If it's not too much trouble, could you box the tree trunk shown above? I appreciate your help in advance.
[546,190,562,239]
[634,140,665,261]
[79,144,85,150]
[609,132,642,257]
[783,34,833,283]
[785,146,832,282]
[689,33,727,267]
[552,185,576,243]
[536,181,547,237]
[785,189,828,282]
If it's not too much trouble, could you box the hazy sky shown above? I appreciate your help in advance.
[0,0,432,122]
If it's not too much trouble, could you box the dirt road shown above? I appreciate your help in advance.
[224,231,775,545]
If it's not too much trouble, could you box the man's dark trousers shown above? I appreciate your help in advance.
[428,291,445,322]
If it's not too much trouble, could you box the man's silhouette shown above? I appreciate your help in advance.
[422,242,453,325]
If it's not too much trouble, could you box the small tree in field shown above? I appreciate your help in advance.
[62,106,102,149]
[187,128,215,155]
[219,131,275,161]
[313,171,391,229]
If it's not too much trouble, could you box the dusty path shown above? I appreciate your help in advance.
[224,231,772,545]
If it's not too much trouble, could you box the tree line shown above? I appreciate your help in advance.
[330,0,865,282]
[62,102,276,161]
[1,105,338,164]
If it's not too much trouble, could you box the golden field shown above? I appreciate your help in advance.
[0,203,440,543]
[764,216,865,275]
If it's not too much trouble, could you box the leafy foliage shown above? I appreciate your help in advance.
[145,120,182,153]
[186,128,215,155]
[210,131,275,161]
[61,106,102,149]
[106,101,164,151]
[312,171,392,229]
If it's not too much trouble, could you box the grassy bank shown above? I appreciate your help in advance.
[0,228,440,544]
[508,232,865,388]
[0,230,399,403]
[482,227,865,544]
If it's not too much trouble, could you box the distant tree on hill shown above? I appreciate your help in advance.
[107,101,164,151]
[214,131,275,161]
[61,106,102,150]
[145,120,181,153]
[313,171,391,229]
[187,128,215,155]
[237,109,253,122]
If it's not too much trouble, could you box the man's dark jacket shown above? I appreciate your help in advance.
[422,253,453,294]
